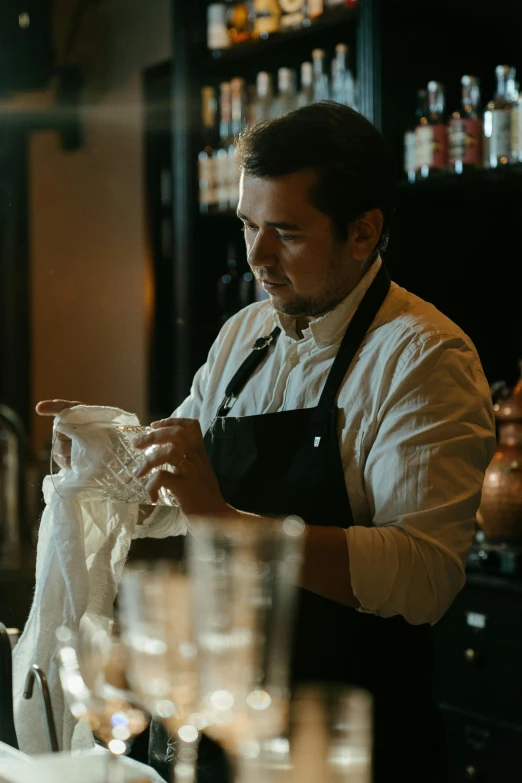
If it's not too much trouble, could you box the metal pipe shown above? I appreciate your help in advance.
[23,664,59,752]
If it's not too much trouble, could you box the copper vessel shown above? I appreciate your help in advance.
[478,365,522,541]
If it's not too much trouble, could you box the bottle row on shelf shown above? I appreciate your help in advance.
[404,65,522,182]
[207,0,357,51]
[198,43,357,212]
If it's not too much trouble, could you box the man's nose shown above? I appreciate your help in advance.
[247,230,277,268]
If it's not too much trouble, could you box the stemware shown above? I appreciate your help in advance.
[247,683,373,783]
[56,619,149,783]
[187,516,304,775]
[118,561,201,783]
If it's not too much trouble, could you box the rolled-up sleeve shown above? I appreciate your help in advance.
[347,333,496,625]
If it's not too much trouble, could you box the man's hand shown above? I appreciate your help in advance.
[134,417,232,519]
[35,399,83,469]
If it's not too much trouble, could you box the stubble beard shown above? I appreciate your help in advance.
[271,249,350,319]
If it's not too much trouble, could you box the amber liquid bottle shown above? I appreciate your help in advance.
[448,75,483,174]
[417,81,448,178]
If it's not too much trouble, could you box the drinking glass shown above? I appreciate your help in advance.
[50,422,178,505]
[56,619,149,783]
[247,684,373,783]
[187,516,304,774]
[118,561,200,783]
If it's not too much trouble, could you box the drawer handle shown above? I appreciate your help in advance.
[464,648,482,664]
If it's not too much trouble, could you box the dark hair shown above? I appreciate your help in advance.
[235,102,397,253]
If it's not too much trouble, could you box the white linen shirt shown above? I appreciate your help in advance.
[137,257,496,626]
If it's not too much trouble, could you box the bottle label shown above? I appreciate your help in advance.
[430,123,448,168]
[488,109,511,163]
[308,0,324,17]
[448,117,483,165]
[403,131,416,173]
[198,154,217,207]
[512,104,522,159]
[253,0,280,33]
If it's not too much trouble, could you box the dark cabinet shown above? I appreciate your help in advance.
[434,574,522,781]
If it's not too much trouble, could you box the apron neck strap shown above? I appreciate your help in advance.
[217,325,281,417]
[318,264,391,411]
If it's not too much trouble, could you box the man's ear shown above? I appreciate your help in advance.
[348,209,384,261]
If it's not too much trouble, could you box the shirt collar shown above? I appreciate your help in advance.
[272,256,382,348]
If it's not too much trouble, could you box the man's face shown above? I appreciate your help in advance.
[237,169,362,319]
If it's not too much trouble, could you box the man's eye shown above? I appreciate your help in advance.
[241,224,257,233]
[277,233,295,242]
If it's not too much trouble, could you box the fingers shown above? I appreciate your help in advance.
[133,443,185,479]
[36,400,83,417]
[145,470,181,505]
[134,425,185,450]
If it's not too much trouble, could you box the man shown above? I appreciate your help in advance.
[38,103,496,782]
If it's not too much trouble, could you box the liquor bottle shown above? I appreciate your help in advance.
[307,0,324,21]
[216,82,233,212]
[403,132,416,184]
[251,71,274,123]
[225,0,251,44]
[296,62,313,107]
[279,0,306,29]
[251,0,280,38]
[198,86,218,213]
[229,77,248,209]
[416,81,448,177]
[404,89,426,183]
[270,68,298,117]
[207,3,231,50]
[331,43,355,108]
[448,75,483,174]
[231,76,248,136]
[217,243,241,324]
[512,81,522,164]
[484,65,517,168]
[413,88,428,176]
[312,49,330,102]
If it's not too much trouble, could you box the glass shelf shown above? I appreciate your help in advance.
[398,165,522,192]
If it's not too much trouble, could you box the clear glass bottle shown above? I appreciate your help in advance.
[296,62,313,107]
[251,71,274,123]
[312,48,329,102]
[270,68,297,117]
[448,75,483,174]
[229,78,248,209]
[331,43,355,108]
[512,80,522,163]
[198,86,218,213]
[484,65,517,168]
[216,82,233,212]
[207,3,231,50]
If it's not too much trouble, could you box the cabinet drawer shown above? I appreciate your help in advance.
[434,581,522,722]
[442,705,522,783]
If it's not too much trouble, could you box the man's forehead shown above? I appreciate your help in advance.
[239,170,318,216]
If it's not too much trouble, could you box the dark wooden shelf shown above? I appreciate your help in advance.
[208,5,357,62]
[398,164,522,193]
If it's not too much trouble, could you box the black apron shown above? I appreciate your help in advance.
[150,265,448,782]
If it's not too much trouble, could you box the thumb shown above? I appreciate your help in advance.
[35,400,84,417]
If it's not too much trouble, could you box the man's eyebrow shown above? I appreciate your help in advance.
[236,211,302,231]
